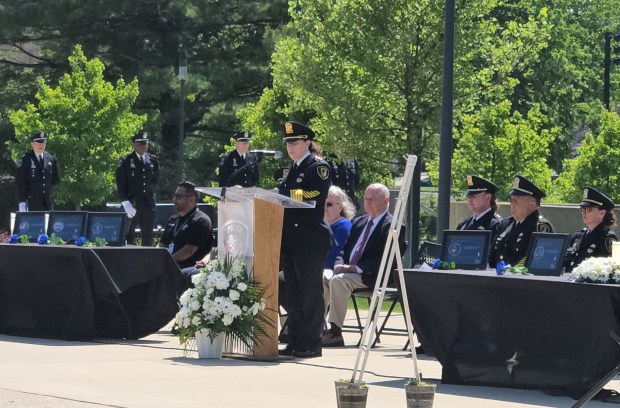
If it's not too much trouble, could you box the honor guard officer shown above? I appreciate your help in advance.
[278,121,332,359]
[217,131,259,187]
[564,187,617,272]
[489,175,554,266]
[15,131,61,211]
[115,131,160,246]
[456,175,502,233]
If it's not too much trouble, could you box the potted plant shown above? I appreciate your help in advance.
[174,255,272,358]
[405,377,436,408]
[334,378,368,408]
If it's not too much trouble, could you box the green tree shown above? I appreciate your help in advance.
[434,101,557,200]
[6,45,145,209]
[0,0,290,193]
[553,109,620,202]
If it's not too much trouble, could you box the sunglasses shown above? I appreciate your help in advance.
[580,206,599,213]
[325,202,340,207]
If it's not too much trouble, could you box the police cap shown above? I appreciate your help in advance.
[580,186,615,210]
[466,175,498,196]
[509,175,546,199]
[132,131,150,143]
[30,131,48,143]
[234,131,251,142]
[282,121,315,142]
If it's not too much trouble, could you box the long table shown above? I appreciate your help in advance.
[403,269,620,397]
[0,244,184,340]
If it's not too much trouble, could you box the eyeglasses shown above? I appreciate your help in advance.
[325,202,340,207]
[580,206,598,213]
[173,193,192,199]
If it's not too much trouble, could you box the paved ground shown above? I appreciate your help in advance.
[0,314,618,408]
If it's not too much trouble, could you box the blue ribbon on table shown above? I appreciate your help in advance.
[75,236,88,246]
[496,260,509,275]
[37,234,49,245]
[8,234,19,244]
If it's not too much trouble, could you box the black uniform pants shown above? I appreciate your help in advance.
[280,224,330,352]
[127,205,155,246]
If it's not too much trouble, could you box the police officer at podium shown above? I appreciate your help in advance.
[278,121,331,359]
[489,175,554,266]
[15,131,61,211]
[115,131,160,246]
[217,131,259,187]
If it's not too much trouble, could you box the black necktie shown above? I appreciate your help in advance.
[39,155,44,168]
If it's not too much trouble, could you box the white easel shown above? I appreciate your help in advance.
[350,154,420,382]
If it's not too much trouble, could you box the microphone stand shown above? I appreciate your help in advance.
[220,155,263,200]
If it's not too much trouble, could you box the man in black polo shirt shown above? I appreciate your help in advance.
[159,181,213,272]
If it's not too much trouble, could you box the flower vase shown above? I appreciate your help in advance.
[405,383,436,408]
[195,330,225,359]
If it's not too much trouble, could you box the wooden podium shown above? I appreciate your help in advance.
[196,187,314,359]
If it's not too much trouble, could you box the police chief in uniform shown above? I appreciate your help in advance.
[15,131,61,212]
[489,175,554,266]
[456,175,502,234]
[278,121,332,359]
[217,131,259,187]
[564,187,617,273]
[115,131,160,246]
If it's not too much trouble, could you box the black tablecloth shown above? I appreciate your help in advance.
[0,244,184,340]
[403,269,620,396]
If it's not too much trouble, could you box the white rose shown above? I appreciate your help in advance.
[222,314,234,326]
[236,282,247,291]
[229,290,240,301]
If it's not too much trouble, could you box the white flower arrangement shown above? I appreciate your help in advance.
[569,257,620,284]
[174,255,272,347]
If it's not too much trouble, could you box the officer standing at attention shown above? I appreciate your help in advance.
[278,121,332,359]
[217,131,259,187]
[15,131,60,211]
[564,187,617,272]
[489,175,554,266]
[115,131,160,246]
[456,175,501,233]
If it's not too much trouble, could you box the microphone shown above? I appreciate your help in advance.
[250,150,283,159]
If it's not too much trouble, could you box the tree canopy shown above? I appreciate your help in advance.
[7,45,145,208]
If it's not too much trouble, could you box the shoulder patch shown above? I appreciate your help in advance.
[317,164,330,180]
[117,158,124,168]
[537,222,551,233]
[606,236,616,253]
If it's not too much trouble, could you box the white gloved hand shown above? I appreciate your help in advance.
[121,200,137,218]
[18,202,27,212]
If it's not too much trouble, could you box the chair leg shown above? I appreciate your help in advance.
[351,296,364,343]
[372,299,398,347]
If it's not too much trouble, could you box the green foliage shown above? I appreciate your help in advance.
[552,110,620,202]
[6,45,145,209]
[430,101,556,201]
[48,234,66,245]
[19,235,29,244]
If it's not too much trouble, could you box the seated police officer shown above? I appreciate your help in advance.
[456,175,501,234]
[489,175,554,266]
[564,187,617,273]
[159,181,213,274]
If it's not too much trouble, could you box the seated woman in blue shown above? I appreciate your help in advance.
[324,186,356,269]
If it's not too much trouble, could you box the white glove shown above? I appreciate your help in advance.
[18,202,27,212]
[121,200,137,218]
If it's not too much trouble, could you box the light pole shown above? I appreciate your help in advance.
[437,0,456,242]
[178,55,187,175]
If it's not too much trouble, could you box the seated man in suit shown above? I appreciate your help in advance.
[322,183,407,347]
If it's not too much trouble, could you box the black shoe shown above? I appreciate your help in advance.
[321,331,345,347]
[293,349,322,359]
[278,345,295,356]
